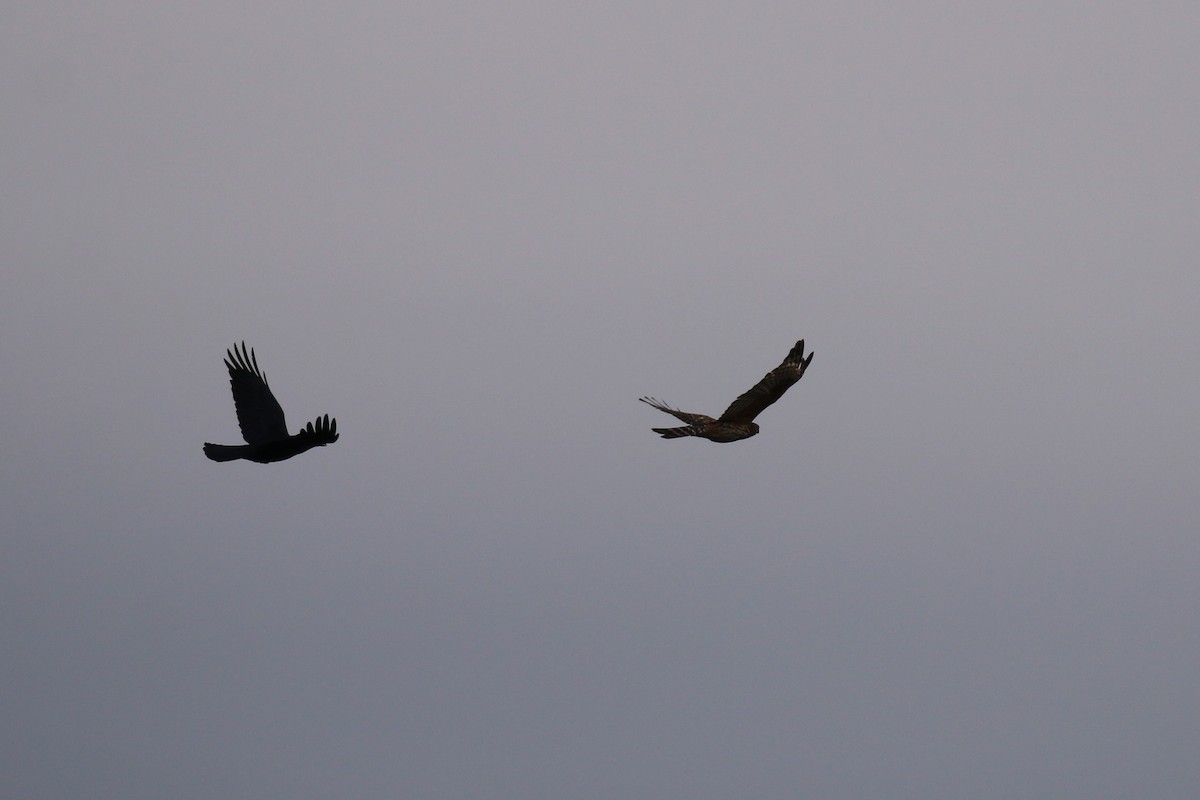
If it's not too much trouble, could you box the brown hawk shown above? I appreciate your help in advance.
[640,339,813,442]
[203,342,339,463]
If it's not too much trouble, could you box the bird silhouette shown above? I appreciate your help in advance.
[640,339,813,442]
[203,342,338,463]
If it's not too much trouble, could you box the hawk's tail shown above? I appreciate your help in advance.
[651,426,702,439]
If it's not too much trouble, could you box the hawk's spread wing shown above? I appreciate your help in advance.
[638,397,716,427]
[225,342,288,446]
[717,340,813,423]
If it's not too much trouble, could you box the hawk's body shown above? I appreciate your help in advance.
[640,340,813,442]
[203,342,338,463]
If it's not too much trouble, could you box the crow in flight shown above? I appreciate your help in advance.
[640,340,813,442]
[204,342,338,463]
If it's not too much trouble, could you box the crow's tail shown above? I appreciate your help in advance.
[203,443,245,462]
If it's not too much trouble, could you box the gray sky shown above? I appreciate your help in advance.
[4,3,1199,798]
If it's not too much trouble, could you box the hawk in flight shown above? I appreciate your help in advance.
[203,342,339,463]
[640,339,813,442]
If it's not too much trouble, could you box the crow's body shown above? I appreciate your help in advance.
[204,342,338,463]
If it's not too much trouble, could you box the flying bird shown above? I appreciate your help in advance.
[203,342,338,463]
[640,339,813,442]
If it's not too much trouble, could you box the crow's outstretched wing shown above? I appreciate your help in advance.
[301,414,339,444]
[718,340,813,423]
[225,342,288,445]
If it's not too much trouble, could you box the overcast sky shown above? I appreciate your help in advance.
[4,3,1200,798]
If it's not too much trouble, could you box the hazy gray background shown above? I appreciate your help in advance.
[4,3,1199,798]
